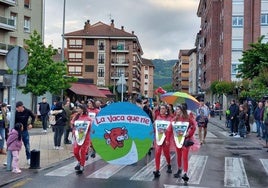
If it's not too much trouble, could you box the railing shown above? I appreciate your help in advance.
[110,72,129,78]
[0,43,13,55]
[0,0,16,6]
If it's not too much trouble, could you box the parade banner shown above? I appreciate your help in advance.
[74,121,91,146]
[171,121,189,148]
[154,120,170,146]
[91,102,154,165]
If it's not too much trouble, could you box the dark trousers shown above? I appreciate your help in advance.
[54,126,64,147]
[41,115,48,130]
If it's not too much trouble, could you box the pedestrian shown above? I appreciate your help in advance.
[228,99,239,137]
[235,104,247,138]
[51,102,67,149]
[71,104,92,173]
[196,99,210,144]
[153,104,173,178]
[6,123,23,173]
[253,101,265,139]
[15,101,35,165]
[172,104,196,183]
[1,103,9,142]
[0,103,7,155]
[39,97,50,133]
[262,100,268,150]
[63,100,72,144]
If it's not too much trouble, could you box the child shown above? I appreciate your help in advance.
[7,123,23,173]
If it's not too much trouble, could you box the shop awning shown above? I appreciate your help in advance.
[99,88,114,96]
[69,83,107,98]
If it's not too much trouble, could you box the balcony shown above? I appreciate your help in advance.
[133,61,141,71]
[0,42,13,55]
[98,58,105,64]
[0,0,16,6]
[110,71,129,79]
[111,45,129,53]
[0,16,15,31]
[111,59,129,66]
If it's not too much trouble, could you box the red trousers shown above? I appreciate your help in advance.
[154,141,171,171]
[73,135,90,167]
[175,146,190,173]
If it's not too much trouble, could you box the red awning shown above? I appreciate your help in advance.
[99,88,114,96]
[69,83,107,98]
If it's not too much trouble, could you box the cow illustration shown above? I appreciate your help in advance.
[104,127,129,149]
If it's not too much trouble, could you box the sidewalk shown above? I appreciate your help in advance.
[0,127,73,187]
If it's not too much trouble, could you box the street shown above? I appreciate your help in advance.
[3,117,268,188]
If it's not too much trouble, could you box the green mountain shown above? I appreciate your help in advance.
[152,59,176,87]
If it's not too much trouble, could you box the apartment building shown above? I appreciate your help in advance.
[64,20,149,100]
[172,49,191,93]
[141,58,154,98]
[0,0,44,104]
[197,0,267,102]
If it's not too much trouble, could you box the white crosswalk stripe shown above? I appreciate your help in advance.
[224,157,250,188]
[130,154,175,181]
[45,155,101,176]
[260,159,268,175]
[87,164,126,179]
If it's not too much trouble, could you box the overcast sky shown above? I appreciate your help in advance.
[44,0,200,60]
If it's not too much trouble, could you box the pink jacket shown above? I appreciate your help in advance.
[7,129,22,151]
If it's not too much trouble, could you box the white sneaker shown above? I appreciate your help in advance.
[3,162,7,166]
[234,135,240,138]
[42,130,47,133]
[27,159,31,165]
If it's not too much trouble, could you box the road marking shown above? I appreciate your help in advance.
[164,185,208,188]
[130,154,175,181]
[185,155,208,184]
[45,155,101,176]
[206,131,217,138]
[260,159,268,175]
[87,164,126,179]
[224,157,250,188]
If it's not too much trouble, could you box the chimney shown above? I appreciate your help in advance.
[84,19,90,31]
[132,31,135,35]
[111,19,114,28]
[121,26,124,31]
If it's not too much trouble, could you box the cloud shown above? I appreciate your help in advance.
[44,0,200,60]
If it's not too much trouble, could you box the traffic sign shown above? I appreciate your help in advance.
[6,46,28,71]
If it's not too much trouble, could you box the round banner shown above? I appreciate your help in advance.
[91,102,154,165]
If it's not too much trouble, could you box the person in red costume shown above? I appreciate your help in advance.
[86,99,100,158]
[71,104,92,173]
[172,104,196,183]
[153,104,173,178]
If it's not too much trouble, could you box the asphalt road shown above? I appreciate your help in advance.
[4,119,268,188]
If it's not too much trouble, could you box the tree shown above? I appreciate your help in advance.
[19,30,76,108]
[237,35,268,79]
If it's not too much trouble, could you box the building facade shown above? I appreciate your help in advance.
[141,58,154,98]
[0,0,44,105]
[64,20,152,100]
[172,49,191,93]
[197,0,267,102]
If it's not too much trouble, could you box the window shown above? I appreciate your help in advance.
[98,67,104,77]
[68,52,82,62]
[69,39,82,48]
[98,40,105,50]
[86,39,94,45]
[85,65,94,72]
[68,66,82,76]
[24,16,30,32]
[98,53,105,64]
[261,14,268,25]
[24,0,30,8]
[85,52,94,59]
[232,16,243,27]
[145,74,148,79]
[10,36,17,45]
[10,12,17,27]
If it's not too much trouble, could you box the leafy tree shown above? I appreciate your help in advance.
[215,81,235,96]
[210,80,219,94]
[19,30,76,108]
[237,35,268,79]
